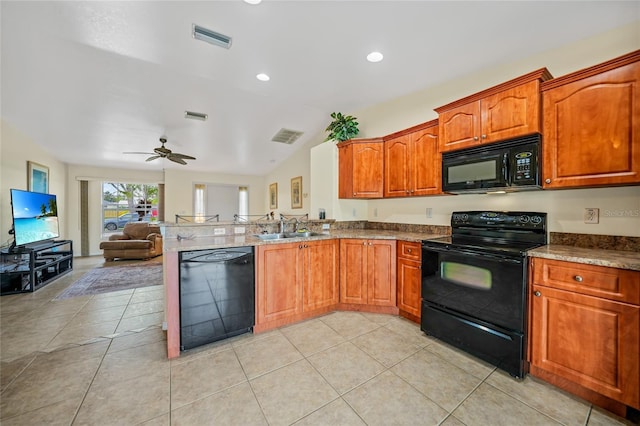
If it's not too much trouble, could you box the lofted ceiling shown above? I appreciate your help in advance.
[1,1,638,175]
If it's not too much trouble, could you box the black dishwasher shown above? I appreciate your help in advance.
[179,246,255,351]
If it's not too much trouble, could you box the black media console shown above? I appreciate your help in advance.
[0,240,73,295]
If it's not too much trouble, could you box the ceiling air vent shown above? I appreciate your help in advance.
[192,24,232,49]
[185,111,208,121]
[271,128,304,145]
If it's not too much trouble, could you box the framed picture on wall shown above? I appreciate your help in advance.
[291,176,302,209]
[27,161,49,193]
[269,183,278,209]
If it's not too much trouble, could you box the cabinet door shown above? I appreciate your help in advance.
[397,251,421,319]
[531,285,639,407]
[303,239,339,311]
[481,80,540,143]
[384,135,410,197]
[352,142,384,198]
[340,239,367,304]
[439,101,481,152]
[411,125,441,196]
[367,240,396,306]
[256,243,302,324]
[542,61,640,188]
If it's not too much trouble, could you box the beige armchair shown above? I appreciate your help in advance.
[100,222,163,261]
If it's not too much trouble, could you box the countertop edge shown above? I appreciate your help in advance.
[527,245,640,271]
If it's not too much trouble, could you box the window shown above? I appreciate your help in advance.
[193,184,249,222]
[102,182,158,232]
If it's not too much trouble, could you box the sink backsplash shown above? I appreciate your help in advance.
[550,232,640,252]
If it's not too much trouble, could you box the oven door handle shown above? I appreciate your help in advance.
[423,245,523,264]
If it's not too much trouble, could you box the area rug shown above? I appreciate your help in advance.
[55,262,162,300]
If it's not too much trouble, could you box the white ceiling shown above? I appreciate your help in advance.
[2,1,638,175]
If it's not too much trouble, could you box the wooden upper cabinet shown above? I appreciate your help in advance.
[436,68,552,152]
[541,51,640,189]
[438,101,481,151]
[384,120,441,197]
[338,138,384,199]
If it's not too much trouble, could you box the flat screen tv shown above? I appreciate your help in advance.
[10,189,60,248]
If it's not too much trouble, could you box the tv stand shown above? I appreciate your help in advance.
[0,240,73,294]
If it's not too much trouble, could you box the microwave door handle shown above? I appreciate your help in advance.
[503,152,510,185]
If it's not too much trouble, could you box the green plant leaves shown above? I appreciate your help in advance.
[324,112,359,142]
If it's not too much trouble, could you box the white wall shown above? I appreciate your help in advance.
[1,119,68,245]
[303,22,640,237]
[263,139,313,218]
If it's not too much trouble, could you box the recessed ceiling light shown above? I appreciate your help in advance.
[256,73,270,81]
[244,0,262,4]
[366,51,384,63]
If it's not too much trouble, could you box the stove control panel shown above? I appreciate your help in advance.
[451,211,546,230]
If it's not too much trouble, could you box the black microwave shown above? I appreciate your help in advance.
[442,134,541,194]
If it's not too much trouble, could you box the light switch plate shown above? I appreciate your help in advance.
[214,228,226,235]
[322,223,330,230]
[234,227,245,234]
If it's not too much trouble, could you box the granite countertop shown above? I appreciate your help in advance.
[527,245,640,271]
[163,230,447,252]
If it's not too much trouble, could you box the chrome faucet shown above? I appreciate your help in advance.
[279,214,300,234]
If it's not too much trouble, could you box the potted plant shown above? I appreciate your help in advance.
[324,112,359,142]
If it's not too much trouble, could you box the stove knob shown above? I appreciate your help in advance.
[519,215,530,223]
[530,216,542,225]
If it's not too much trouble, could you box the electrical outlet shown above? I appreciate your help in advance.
[584,208,599,224]
[322,223,330,230]
[425,208,432,218]
[352,208,356,217]
[234,227,245,234]
[373,208,378,217]
[214,228,226,235]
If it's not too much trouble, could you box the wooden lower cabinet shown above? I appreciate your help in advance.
[302,239,339,312]
[339,239,396,307]
[529,258,640,412]
[256,239,338,329]
[396,241,422,322]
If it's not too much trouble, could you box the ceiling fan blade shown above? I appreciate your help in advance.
[154,147,171,156]
[123,151,155,155]
[168,156,188,165]
[170,153,196,160]
[146,155,161,162]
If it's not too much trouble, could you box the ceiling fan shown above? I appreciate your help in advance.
[124,137,196,165]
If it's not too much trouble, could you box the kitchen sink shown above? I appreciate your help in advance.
[255,231,324,240]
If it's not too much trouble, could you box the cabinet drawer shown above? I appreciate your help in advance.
[531,258,640,305]
[398,241,421,261]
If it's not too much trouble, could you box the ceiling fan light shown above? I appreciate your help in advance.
[185,110,208,121]
[193,24,232,49]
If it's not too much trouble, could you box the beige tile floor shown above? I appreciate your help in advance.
[0,256,635,425]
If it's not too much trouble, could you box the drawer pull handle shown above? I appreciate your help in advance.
[534,291,541,297]
[407,248,412,253]
[574,275,583,282]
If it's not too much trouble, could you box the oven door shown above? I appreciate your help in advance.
[421,244,526,332]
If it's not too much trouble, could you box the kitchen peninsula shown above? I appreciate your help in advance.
[161,221,449,359]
